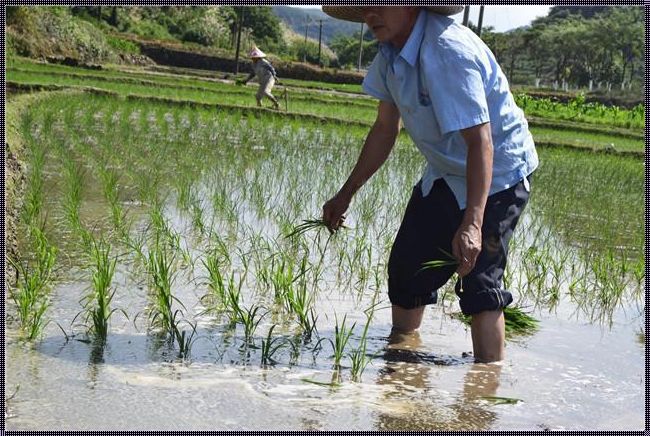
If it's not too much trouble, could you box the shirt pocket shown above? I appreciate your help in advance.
[401,95,442,144]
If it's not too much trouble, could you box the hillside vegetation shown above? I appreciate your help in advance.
[6,5,644,103]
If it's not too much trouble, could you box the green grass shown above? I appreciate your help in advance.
[530,126,643,153]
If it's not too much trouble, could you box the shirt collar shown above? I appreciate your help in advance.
[378,9,427,67]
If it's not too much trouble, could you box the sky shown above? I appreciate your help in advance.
[289,5,552,33]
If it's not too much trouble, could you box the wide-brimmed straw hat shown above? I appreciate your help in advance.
[322,6,464,22]
[248,47,267,58]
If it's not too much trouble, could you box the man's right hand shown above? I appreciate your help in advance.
[322,191,352,234]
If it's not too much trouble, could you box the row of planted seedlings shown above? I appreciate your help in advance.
[157,102,390,375]
[506,146,645,327]
[15,92,643,375]
[43,101,126,347]
[8,107,59,341]
[8,67,379,126]
[24,93,412,379]
[9,59,645,136]
[62,96,200,356]
[172,99,643,331]
[8,62,379,115]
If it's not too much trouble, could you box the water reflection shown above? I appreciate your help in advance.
[374,329,503,430]
[86,342,105,389]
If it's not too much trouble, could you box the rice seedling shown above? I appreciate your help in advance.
[420,248,459,271]
[22,144,46,226]
[211,184,238,224]
[175,174,192,212]
[285,218,346,239]
[260,324,294,365]
[268,254,303,304]
[327,313,356,369]
[122,223,148,266]
[224,273,245,325]
[74,235,125,343]
[189,198,206,236]
[98,168,128,232]
[298,308,319,341]
[8,227,57,340]
[348,301,380,382]
[200,252,227,309]
[145,244,182,334]
[237,304,267,344]
[274,257,318,339]
[61,159,85,233]
[451,306,539,337]
[631,257,645,290]
[142,239,197,358]
[9,262,52,341]
[502,306,540,336]
[171,315,198,359]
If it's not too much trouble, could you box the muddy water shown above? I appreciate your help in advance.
[5,296,643,430]
[6,207,644,430]
[6,121,644,429]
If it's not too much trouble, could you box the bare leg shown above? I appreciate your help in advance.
[471,310,505,363]
[387,328,422,350]
[391,305,425,333]
[265,92,280,109]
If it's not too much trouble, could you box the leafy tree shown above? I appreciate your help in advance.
[223,6,284,51]
[290,40,330,66]
[519,6,643,89]
[329,32,377,68]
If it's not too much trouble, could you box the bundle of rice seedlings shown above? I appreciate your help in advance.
[285,218,347,239]
[420,248,458,271]
[451,306,539,337]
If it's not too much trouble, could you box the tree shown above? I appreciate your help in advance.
[224,6,284,51]
[329,32,377,68]
[602,7,644,85]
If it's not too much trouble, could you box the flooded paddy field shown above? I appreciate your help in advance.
[6,91,644,430]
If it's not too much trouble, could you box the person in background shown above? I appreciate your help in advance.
[320,6,538,363]
[240,46,280,110]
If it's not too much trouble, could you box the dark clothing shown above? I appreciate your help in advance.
[387,175,531,315]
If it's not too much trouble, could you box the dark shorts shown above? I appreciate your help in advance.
[387,175,532,315]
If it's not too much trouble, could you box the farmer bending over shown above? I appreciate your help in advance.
[241,46,280,110]
[321,6,538,363]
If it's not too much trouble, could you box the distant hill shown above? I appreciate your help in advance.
[272,6,362,44]
[531,6,616,26]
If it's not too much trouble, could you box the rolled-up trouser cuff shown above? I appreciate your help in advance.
[458,287,513,315]
[388,281,438,310]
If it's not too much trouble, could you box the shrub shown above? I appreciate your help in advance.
[105,34,141,54]
[7,7,120,63]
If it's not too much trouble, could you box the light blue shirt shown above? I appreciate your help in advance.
[363,10,538,209]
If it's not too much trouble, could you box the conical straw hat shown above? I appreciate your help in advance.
[248,46,267,58]
[322,6,464,22]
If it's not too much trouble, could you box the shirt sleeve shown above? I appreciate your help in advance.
[362,53,394,103]
[422,43,490,135]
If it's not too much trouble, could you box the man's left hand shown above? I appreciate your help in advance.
[452,221,482,277]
